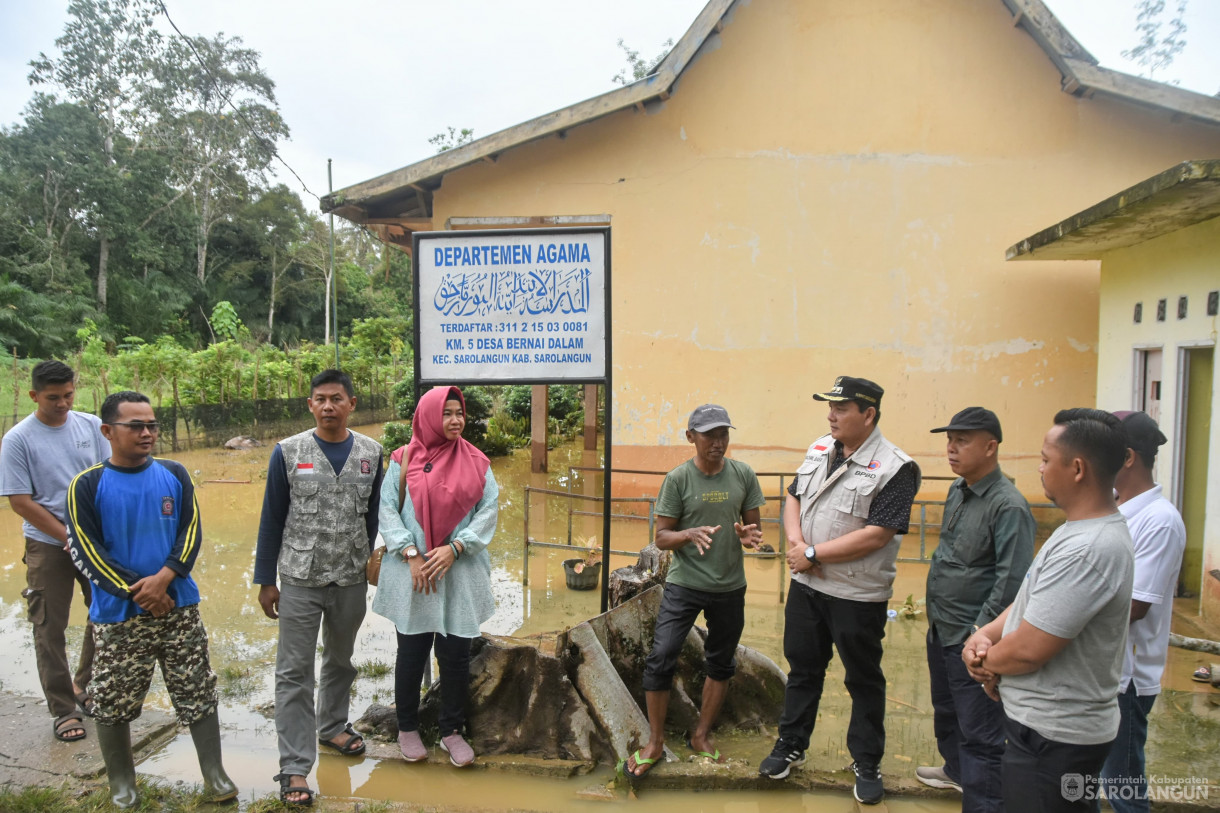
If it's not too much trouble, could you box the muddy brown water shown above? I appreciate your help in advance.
[0,426,1214,809]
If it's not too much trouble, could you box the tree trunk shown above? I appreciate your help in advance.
[267,246,277,339]
[97,229,110,311]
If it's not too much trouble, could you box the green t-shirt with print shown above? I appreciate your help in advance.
[655,457,766,593]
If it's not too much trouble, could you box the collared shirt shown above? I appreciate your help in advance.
[925,466,1035,647]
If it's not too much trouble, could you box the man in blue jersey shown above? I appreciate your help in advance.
[66,391,236,809]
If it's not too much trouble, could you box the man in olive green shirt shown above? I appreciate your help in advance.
[918,407,1035,813]
[624,405,765,777]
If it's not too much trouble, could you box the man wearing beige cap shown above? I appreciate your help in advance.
[762,376,920,806]
[919,407,1035,813]
[624,404,765,778]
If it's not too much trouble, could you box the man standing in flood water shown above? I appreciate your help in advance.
[762,376,920,807]
[0,360,108,743]
[254,369,383,806]
[66,390,236,808]
[624,404,765,778]
[918,407,1035,812]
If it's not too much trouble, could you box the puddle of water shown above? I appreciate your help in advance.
[0,429,1212,809]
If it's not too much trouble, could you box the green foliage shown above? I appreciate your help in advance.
[382,420,411,451]
[428,126,475,152]
[1124,0,1188,78]
[611,37,675,85]
[209,300,243,343]
[1,0,413,359]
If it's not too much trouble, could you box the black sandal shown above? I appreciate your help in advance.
[53,714,86,742]
[318,722,365,755]
[273,773,315,807]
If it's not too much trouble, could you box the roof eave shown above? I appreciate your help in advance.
[321,0,736,218]
[1006,160,1220,261]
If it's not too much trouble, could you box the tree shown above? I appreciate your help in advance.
[428,127,475,152]
[153,33,289,286]
[28,0,165,312]
[611,38,674,85]
[1124,0,1188,79]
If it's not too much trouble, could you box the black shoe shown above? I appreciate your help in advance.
[851,761,884,805]
[758,738,806,779]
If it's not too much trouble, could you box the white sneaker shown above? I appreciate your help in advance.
[915,765,962,792]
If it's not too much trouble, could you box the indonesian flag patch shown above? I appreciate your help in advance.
[297,463,314,470]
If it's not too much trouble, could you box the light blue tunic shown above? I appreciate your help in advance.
[371,461,498,638]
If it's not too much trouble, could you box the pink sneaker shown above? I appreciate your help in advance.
[398,730,427,762]
[439,732,475,767]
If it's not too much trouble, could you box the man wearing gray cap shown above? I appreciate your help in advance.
[918,407,1035,813]
[1099,411,1185,813]
[624,404,765,778]
[762,376,920,806]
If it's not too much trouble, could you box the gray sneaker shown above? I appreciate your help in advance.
[398,730,427,763]
[440,732,475,767]
[915,765,962,792]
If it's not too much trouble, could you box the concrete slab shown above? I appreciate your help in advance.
[0,691,178,788]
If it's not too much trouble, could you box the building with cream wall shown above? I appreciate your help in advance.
[325,0,1220,495]
[1010,160,1219,622]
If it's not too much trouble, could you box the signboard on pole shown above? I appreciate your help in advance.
[414,228,608,386]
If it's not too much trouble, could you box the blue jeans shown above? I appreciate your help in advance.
[1099,684,1157,813]
[926,625,1005,813]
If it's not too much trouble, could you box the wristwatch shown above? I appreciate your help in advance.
[803,545,819,565]
[405,546,420,559]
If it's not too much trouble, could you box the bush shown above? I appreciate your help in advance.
[382,421,411,452]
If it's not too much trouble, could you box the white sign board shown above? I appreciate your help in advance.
[415,229,608,383]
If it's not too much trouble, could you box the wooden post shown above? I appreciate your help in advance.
[531,384,548,473]
[583,384,598,451]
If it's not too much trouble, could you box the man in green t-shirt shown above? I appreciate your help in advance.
[625,405,766,777]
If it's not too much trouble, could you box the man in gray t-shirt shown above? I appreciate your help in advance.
[963,408,1134,812]
[0,361,109,742]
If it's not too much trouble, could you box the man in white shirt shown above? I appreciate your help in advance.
[1099,411,1185,813]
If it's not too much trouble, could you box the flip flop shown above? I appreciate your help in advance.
[1193,666,1211,682]
[319,722,365,755]
[74,690,96,718]
[53,714,86,742]
[624,750,658,778]
[683,731,724,762]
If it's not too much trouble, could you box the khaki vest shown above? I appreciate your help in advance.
[278,429,383,587]
[792,428,920,602]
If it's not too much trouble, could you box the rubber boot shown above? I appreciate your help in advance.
[95,722,139,809]
[189,710,238,803]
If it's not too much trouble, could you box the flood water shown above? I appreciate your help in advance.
[1,426,1216,810]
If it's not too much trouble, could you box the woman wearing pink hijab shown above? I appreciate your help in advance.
[372,386,499,767]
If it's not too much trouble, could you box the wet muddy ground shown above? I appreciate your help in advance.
[1,427,1217,809]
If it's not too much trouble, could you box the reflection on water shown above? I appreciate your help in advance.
[0,428,1214,810]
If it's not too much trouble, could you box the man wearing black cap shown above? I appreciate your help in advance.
[1099,411,1185,813]
[624,404,765,778]
[918,407,1035,813]
[760,376,920,806]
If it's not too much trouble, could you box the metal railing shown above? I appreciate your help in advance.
[522,465,1063,602]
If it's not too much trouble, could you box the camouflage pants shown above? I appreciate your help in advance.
[91,605,218,726]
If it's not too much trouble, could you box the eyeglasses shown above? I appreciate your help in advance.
[109,421,160,433]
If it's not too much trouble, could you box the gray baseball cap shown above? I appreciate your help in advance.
[688,404,735,432]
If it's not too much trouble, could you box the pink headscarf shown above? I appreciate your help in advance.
[390,386,490,552]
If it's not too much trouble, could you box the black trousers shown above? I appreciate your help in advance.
[778,580,887,765]
[1003,716,1112,813]
[927,625,1005,813]
[642,583,746,692]
[395,631,472,735]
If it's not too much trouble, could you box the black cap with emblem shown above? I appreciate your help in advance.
[812,376,884,406]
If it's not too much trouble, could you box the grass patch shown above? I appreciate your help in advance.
[0,778,219,812]
[217,663,259,701]
[356,660,392,679]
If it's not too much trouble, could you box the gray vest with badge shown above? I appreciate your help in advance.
[278,429,383,587]
[792,428,920,602]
